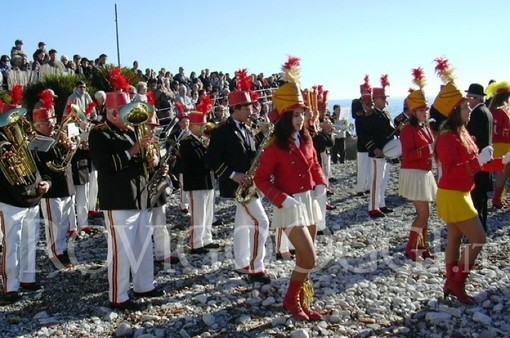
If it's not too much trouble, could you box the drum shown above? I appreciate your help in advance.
[382,139,402,163]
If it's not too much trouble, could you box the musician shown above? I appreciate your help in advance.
[89,92,163,310]
[486,81,510,209]
[393,100,410,136]
[361,82,396,217]
[179,110,219,254]
[331,104,347,164]
[255,61,327,321]
[434,81,508,305]
[32,105,76,269]
[465,83,493,230]
[399,80,437,261]
[205,90,270,284]
[171,112,191,214]
[353,77,373,196]
[0,103,49,303]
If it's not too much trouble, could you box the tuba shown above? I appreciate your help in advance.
[46,104,87,172]
[0,107,38,185]
[119,101,156,179]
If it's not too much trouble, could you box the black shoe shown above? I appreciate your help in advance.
[20,282,43,291]
[133,288,165,298]
[329,178,338,183]
[326,190,334,196]
[55,254,73,268]
[355,192,364,196]
[317,230,324,236]
[203,243,220,249]
[380,207,394,214]
[4,292,21,303]
[110,299,142,311]
[190,247,209,254]
[248,272,271,284]
[212,219,223,226]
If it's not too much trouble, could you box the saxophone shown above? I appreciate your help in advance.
[234,122,273,204]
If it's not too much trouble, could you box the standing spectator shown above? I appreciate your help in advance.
[0,55,10,90]
[133,81,148,102]
[465,83,493,230]
[32,42,47,62]
[66,81,94,115]
[173,66,189,86]
[97,54,108,68]
[10,39,26,59]
[331,104,347,164]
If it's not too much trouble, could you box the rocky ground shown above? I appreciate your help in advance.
[1,160,510,338]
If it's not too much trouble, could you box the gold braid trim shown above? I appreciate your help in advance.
[302,280,314,308]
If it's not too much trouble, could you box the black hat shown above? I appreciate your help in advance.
[465,83,486,96]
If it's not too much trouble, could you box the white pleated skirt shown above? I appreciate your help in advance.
[272,190,323,228]
[398,168,438,202]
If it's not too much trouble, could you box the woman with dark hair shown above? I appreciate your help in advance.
[399,73,437,261]
[434,82,509,304]
[254,57,327,321]
[487,82,510,208]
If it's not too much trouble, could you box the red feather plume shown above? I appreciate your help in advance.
[322,90,329,104]
[146,91,156,107]
[380,74,390,89]
[39,89,55,110]
[235,69,253,92]
[175,101,186,114]
[85,101,97,118]
[11,85,23,106]
[196,96,213,114]
[434,57,455,84]
[361,75,371,94]
[250,91,260,103]
[281,56,301,84]
[109,67,130,93]
[411,67,426,89]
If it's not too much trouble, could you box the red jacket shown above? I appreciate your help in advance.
[400,124,434,171]
[254,139,327,208]
[493,108,510,144]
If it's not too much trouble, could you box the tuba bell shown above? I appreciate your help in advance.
[0,106,38,185]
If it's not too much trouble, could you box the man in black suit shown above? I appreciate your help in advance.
[206,91,270,284]
[465,83,493,231]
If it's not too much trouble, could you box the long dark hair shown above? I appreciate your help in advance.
[488,92,510,112]
[438,104,475,153]
[273,110,310,151]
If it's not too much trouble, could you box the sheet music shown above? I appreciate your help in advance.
[28,135,56,152]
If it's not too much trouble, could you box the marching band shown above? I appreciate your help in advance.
[1,55,509,322]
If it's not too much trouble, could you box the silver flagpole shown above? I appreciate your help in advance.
[115,4,121,67]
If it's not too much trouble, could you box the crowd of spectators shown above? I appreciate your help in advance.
[1,39,283,118]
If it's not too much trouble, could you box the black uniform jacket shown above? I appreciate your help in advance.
[179,134,214,191]
[466,102,494,190]
[0,165,44,208]
[35,141,75,198]
[360,107,396,158]
[70,148,90,185]
[88,121,148,210]
[205,117,255,198]
[313,131,334,166]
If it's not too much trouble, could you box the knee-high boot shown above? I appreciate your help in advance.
[283,281,309,321]
[443,263,476,305]
[299,280,322,321]
[492,187,506,209]
[404,228,422,261]
[420,227,434,259]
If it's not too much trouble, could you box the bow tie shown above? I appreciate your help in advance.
[238,122,246,129]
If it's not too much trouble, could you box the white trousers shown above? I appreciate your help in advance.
[189,189,214,249]
[104,209,154,304]
[320,152,331,180]
[178,173,190,210]
[88,169,99,211]
[315,189,327,231]
[69,183,89,229]
[234,198,269,273]
[0,202,40,293]
[40,197,73,259]
[356,152,371,193]
[149,205,171,261]
[369,158,391,211]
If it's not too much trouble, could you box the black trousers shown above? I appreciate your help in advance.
[471,187,488,232]
[331,138,345,164]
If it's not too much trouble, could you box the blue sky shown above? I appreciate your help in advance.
[2,0,509,99]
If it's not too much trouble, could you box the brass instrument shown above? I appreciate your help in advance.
[234,121,273,204]
[119,101,156,179]
[46,104,87,172]
[0,107,38,185]
[200,122,217,138]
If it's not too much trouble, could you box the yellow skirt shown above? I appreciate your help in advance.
[494,142,510,157]
[436,188,477,223]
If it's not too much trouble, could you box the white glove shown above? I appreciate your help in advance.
[478,145,493,165]
[282,196,300,209]
[314,184,327,197]
[503,152,510,165]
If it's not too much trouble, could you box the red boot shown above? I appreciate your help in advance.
[299,280,322,321]
[283,281,309,321]
[404,230,422,261]
[443,263,476,305]
[421,228,435,260]
[492,187,506,209]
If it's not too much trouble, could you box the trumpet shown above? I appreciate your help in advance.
[200,122,217,138]
[46,104,87,172]
[120,101,156,178]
